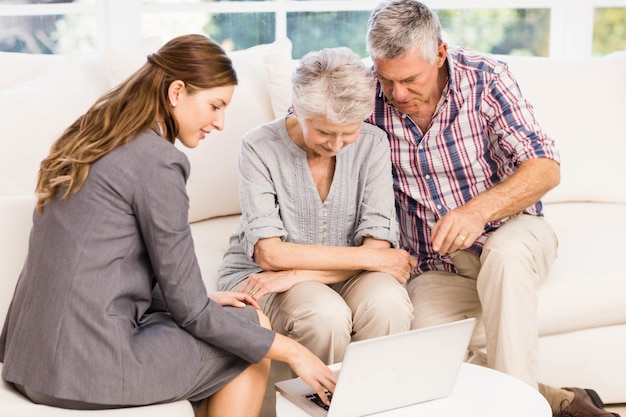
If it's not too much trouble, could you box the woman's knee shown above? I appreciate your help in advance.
[290,295,352,338]
[305,296,351,327]
[372,285,412,322]
[350,273,412,312]
[346,275,413,335]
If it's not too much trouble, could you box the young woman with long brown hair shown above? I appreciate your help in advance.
[0,34,335,417]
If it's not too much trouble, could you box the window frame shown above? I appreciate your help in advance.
[0,0,624,57]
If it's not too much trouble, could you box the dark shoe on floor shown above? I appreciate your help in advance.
[558,387,620,417]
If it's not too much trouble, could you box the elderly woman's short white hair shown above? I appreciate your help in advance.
[291,47,375,125]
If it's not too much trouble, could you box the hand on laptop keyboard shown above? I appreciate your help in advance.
[306,390,333,410]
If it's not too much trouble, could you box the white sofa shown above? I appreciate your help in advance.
[1,36,625,417]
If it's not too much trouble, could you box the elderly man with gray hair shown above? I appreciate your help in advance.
[365,1,617,416]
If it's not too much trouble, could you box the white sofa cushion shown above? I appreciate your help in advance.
[190,215,242,292]
[0,52,65,91]
[102,36,163,87]
[0,59,108,196]
[500,52,626,204]
[264,54,298,118]
[539,202,626,335]
[0,372,194,416]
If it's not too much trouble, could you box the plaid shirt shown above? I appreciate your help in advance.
[367,47,560,274]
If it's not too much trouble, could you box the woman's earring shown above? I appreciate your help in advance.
[171,102,176,107]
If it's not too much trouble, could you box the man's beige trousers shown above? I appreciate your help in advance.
[407,214,558,389]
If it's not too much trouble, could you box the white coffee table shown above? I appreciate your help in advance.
[276,362,551,416]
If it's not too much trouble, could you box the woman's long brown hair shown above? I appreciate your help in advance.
[35,34,237,214]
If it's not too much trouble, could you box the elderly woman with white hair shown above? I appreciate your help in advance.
[217,47,415,365]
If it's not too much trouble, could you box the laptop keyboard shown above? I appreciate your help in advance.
[306,390,333,410]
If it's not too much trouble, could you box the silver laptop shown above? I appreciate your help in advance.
[275,317,476,417]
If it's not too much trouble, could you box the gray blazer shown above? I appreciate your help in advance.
[0,131,274,405]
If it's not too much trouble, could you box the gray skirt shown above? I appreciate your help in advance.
[14,305,261,411]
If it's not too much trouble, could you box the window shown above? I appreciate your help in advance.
[0,0,97,54]
[594,7,626,55]
[1,0,624,58]
[437,8,551,57]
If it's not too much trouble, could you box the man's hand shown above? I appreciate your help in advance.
[431,204,486,254]
[432,158,560,255]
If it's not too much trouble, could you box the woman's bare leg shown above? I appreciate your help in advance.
[197,310,272,417]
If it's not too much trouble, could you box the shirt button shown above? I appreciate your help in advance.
[425,174,431,180]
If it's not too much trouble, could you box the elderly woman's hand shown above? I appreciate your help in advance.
[371,248,417,284]
[238,270,300,301]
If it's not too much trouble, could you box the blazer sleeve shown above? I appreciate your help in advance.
[132,138,274,364]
